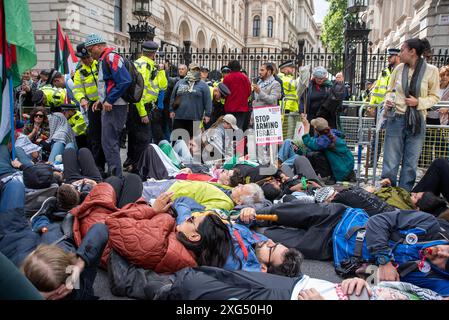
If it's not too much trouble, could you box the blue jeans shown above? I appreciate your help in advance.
[0,179,25,212]
[173,140,193,163]
[381,115,425,191]
[15,147,34,167]
[278,139,297,166]
[48,141,77,163]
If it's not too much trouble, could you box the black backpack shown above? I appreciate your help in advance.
[103,52,144,104]
[23,164,55,190]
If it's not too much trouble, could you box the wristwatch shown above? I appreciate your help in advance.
[376,255,392,265]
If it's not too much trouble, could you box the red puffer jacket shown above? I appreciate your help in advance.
[71,183,197,273]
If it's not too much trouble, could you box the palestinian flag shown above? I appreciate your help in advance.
[0,0,37,145]
[54,20,78,75]
[54,20,66,73]
[65,34,78,75]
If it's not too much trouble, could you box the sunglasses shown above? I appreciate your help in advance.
[34,114,44,118]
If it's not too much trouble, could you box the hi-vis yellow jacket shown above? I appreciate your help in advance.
[134,55,168,117]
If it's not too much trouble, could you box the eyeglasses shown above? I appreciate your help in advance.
[34,114,44,118]
[267,242,281,269]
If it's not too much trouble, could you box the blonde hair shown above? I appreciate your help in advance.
[440,65,449,77]
[21,245,77,292]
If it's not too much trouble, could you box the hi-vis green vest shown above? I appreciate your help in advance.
[370,67,391,106]
[41,85,66,108]
[279,73,299,112]
[68,110,87,136]
[134,55,168,117]
[73,60,99,103]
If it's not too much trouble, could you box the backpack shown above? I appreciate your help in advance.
[103,52,144,104]
[23,164,55,190]
[332,208,372,278]
[333,208,449,279]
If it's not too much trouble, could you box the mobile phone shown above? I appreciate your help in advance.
[252,77,258,85]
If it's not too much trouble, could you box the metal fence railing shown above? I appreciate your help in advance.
[281,101,449,185]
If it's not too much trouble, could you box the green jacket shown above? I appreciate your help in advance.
[374,187,415,210]
[302,130,354,181]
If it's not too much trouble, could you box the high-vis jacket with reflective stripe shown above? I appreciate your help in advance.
[369,67,391,106]
[68,110,87,136]
[134,55,168,117]
[42,85,66,108]
[279,73,299,112]
[73,60,99,103]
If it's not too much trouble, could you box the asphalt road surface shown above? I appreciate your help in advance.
[93,148,345,300]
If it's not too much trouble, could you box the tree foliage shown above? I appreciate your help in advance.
[321,0,347,53]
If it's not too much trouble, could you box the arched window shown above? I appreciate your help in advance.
[267,16,274,38]
[253,15,260,37]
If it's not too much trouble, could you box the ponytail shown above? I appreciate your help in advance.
[404,38,431,57]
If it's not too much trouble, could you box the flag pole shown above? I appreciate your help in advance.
[8,74,15,159]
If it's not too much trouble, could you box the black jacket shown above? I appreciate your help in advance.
[257,202,348,260]
[332,187,396,217]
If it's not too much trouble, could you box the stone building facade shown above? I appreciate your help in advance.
[367,0,449,52]
[29,0,321,69]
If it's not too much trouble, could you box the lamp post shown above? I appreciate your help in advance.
[344,0,371,96]
[128,0,156,60]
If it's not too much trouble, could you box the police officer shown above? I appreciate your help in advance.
[125,40,168,172]
[61,103,88,149]
[370,48,401,106]
[200,66,212,86]
[278,60,299,113]
[32,81,66,113]
[72,42,105,175]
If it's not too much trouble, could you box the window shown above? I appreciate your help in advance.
[267,16,274,38]
[253,15,260,37]
[114,0,122,32]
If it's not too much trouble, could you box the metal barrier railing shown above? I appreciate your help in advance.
[282,100,449,185]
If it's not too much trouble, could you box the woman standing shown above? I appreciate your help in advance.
[381,38,441,191]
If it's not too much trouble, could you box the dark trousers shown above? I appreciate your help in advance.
[101,105,128,177]
[307,151,333,179]
[165,266,299,300]
[87,107,105,172]
[127,105,152,167]
[281,155,321,181]
[62,148,102,184]
[230,112,250,132]
[259,202,347,260]
[151,108,164,145]
[75,135,88,150]
[173,119,195,139]
[413,158,449,202]
[105,174,143,208]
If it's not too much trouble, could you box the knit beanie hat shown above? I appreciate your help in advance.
[315,187,335,203]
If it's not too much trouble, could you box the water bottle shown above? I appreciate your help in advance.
[387,90,396,117]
